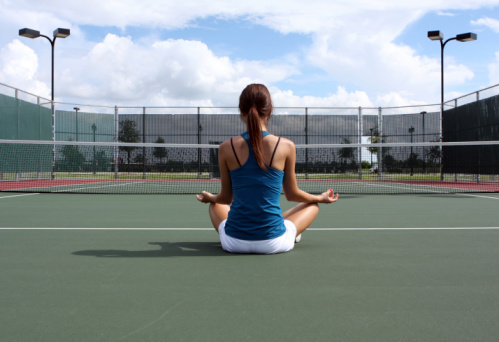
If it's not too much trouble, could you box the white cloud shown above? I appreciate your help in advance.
[59,34,298,106]
[437,11,455,16]
[2,0,499,108]
[0,39,50,97]
[271,86,373,107]
[489,52,499,84]
[471,17,499,32]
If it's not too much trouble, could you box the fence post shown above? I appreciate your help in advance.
[197,107,201,179]
[378,107,383,179]
[114,106,118,179]
[51,100,55,180]
[305,107,309,180]
[358,106,362,180]
[142,107,146,179]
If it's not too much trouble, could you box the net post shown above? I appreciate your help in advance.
[114,105,118,179]
[358,106,362,180]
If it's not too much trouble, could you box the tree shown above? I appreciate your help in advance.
[153,137,167,164]
[367,127,380,160]
[428,140,441,167]
[383,154,397,171]
[95,150,111,172]
[367,127,390,165]
[60,140,86,171]
[338,138,355,163]
[118,120,140,165]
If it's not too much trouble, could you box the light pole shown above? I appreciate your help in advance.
[74,107,80,141]
[92,123,97,174]
[19,27,70,179]
[369,128,374,166]
[409,126,415,176]
[427,30,476,180]
[420,111,427,173]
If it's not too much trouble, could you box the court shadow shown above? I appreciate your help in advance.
[72,241,227,258]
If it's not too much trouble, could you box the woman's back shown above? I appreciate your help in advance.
[224,133,291,172]
[223,132,286,240]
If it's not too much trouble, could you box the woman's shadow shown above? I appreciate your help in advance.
[72,241,227,258]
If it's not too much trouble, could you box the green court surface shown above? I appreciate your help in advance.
[1,193,499,341]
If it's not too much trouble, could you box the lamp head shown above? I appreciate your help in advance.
[53,28,70,38]
[456,32,477,42]
[19,28,40,39]
[427,31,443,41]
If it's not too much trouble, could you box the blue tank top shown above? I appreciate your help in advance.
[224,132,286,241]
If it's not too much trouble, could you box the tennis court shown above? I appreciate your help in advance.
[1,191,498,341]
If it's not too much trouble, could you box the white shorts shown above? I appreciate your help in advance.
[218,220,297,254]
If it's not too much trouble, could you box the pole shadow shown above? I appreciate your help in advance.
[72,241,227,258]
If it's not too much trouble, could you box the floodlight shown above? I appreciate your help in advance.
[456,33,477,42]
[53,28,70,38]
[19,28,40,39]
[427,31,443,41]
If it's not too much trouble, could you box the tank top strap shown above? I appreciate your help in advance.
[230,138,241,167]
[269,137,281,168]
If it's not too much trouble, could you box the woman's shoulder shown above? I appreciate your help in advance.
[219,135,245,151]
[273,136,295,150]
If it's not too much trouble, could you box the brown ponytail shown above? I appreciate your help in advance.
[247,106,265,170]
[239,84,273,171]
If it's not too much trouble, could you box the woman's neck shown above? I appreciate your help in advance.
[259,118,268,131]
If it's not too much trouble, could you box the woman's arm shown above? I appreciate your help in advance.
[282,140,338,204]
[196,140,233,204]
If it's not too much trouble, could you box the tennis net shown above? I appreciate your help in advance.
[1,139,498,194]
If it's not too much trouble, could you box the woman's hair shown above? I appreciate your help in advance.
[238,84,273,170]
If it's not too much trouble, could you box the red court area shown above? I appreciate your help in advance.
[1,177,498,193]
[0,179,112,191]
[0,178,220,191]
[393,180,499,192]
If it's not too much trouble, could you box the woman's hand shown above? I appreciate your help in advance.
[319,188,339,204]
[196,191,215,203]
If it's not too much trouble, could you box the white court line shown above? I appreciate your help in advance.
[54,182,144,193]
[456,193,499,200]
[1,227,498,231]
[0,193,40,199]
[355,180,499,195]
[8,181,144,193]
[308,227,499,231]
[0,227,213,230]
[358,181,463,194]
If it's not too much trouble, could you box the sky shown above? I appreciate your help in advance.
[0,0,499,108]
